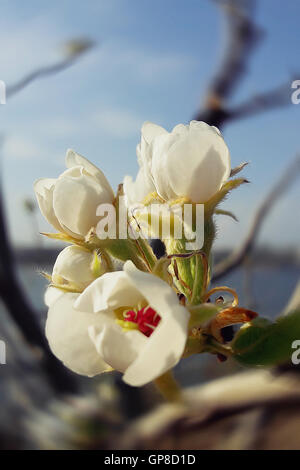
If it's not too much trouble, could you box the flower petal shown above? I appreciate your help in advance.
[53,166,114,238]
[122,261,190,386]
[66,149,114,200]
[74,271,144,314]
[44,286,64,307]
[124,122,168,206]
[52,245,95,290]
[141,121,167,145]
[46,292,111,376]
[124,168,155,206]
[150,132,179,201]
[151,121,231,202]
[34,178,64,232]
[76,263,190,386]
[89,324,147,373]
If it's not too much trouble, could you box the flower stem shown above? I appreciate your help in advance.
[133,237,157,272]
[99,250,114,272]
[207,339,233,357]
[154,370,182,402]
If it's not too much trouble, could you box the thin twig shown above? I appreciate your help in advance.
[227,78,296,121]
[195,1,294,128]
[213,155,300,280]
[7,39,94,99]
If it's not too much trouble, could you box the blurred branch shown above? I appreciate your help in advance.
[210,0,261,99]
[0,38,94,394]
[0,183,77,393]
[226,78,296,121]
[195,0,262,127]
[213,155,300,280]
[7,38,94,99]
[195,0,293,128]
[118,369,300,450]
[192,1,299,281]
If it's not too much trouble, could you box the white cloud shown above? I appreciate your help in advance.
[4,136,44,160]
[93,108,143,138]
[10,106,144,141]
[97,40,196,84]
[39,117,80,138]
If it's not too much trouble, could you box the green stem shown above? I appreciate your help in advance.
[153,370,182,402]
[190,252,200,305]
[100,250,114,272]
[134,237,157,271]
[207,339,233,357]
[103,238,148,272]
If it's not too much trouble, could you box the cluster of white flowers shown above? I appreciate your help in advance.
[35,121,252,389]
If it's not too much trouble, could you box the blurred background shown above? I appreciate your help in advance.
[0,0,299,449]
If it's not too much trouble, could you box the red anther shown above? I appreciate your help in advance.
[124,306,161,337]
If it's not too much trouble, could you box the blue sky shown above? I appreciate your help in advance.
[0,0,299,250]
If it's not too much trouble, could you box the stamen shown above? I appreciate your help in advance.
[144,323,155,330]
[203,286,239,307]
[122,305,161,337]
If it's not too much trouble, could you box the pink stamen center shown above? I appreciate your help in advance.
[124,306,161,337]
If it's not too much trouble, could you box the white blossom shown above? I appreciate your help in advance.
[45,261,190,386]
[34,149,114,239]
[124,120,231,205]
[51,245,98,291]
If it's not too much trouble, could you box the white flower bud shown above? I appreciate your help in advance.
[52,245,96,291]
[124,120,231,205]
[34,149,114,239]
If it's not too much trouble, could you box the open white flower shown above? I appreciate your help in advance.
[46,261,190,386]
[124,120,231,205]
[78,261,189,386]
[34,149,114,239]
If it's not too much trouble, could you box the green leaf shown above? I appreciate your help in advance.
[232,309,300,366]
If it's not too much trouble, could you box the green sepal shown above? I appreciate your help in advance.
[205,178,249,216]
[152,257,173,285]
[188,302,222,328]
[183,337,207,357]
[104,238,150,272]
[215,209,238,222]
[230,162,249,177]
